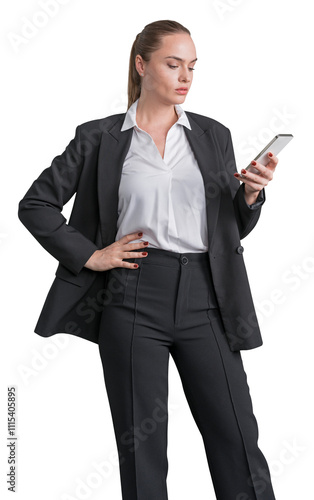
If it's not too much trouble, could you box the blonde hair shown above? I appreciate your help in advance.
[127,20,191,110]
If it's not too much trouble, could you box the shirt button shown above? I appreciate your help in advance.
[236,246,244,254]
[181,256,189,265]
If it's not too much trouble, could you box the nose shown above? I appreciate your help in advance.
[179,67,191,83]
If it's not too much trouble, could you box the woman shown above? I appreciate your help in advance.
[18,20,278,500]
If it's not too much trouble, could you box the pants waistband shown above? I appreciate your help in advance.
[126,247,210,268]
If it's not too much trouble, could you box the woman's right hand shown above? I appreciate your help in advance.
[83,231,148,271]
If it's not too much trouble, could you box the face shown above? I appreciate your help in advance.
[135,33,197,105]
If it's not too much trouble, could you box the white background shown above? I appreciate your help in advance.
[1,1,313,499]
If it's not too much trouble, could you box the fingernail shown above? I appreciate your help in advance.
[241,169,247,174]
[138,232,143,237]
[251,161,257,166]
[268,152,273,157]
[234,173,239,177]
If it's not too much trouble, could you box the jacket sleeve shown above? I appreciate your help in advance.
[224,127,266,239]
[18,124,99,276]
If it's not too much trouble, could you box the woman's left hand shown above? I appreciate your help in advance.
[234,151,279,205]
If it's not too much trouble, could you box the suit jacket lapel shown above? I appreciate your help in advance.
[97,112,222,251]
[97,116,133,247]
[184,113,222,251]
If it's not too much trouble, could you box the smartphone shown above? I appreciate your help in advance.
[246,134,294,174]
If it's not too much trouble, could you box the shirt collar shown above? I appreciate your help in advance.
[120,98,192,131]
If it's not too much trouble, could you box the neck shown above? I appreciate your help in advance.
[136,94,178,130]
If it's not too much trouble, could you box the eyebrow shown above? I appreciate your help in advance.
[164,56,198,63]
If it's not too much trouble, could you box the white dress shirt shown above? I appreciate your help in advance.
[116,98,208,253]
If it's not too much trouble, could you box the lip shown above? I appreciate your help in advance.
[175,88,188,94]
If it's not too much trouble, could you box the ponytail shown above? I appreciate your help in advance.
[127,33,142,110]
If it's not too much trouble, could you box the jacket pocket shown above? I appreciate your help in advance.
[55,262,98,287]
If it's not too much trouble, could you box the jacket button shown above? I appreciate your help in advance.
[236,245,244,254]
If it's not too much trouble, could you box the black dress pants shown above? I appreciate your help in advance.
[98,247,276,500]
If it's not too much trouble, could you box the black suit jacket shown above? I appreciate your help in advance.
[18,110,266,351]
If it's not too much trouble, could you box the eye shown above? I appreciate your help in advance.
[168,64,195,71]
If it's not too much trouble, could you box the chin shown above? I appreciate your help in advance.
[176,95,187,103]
[161,93,187,105]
